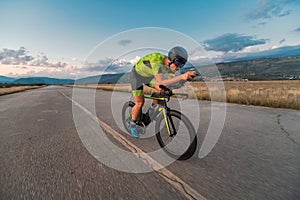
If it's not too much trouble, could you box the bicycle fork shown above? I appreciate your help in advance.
[161,108,177,137]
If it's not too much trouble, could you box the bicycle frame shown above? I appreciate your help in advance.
[144,95,177,137]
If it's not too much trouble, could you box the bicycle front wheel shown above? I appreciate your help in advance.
[155,110,197,160]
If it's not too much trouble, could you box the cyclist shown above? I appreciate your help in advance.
[130,46,196,138]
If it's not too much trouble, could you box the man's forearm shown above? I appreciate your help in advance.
[157,75,183,86]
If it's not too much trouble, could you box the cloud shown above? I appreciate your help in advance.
[83,58,112,72]
[129,56,140,65]
[202,33,268,53]
[28,54,49,66]
[257,22,267,26]
[201,44,300,63]
[294,27,300,32]
[0,47,81,78]
[17,68,78,79]
[83,57,135,73]
[246,0,296,20]
[279,39,286,44]
[0,47,71,69]
[252,22,267,28]
[118,39,133,46]
[47,62,68,68]
[0,47,34,64]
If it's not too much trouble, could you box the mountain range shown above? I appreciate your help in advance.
[0,76,16,83]
[1,54,299,85]
[0,76,74,85]
[221,44,300,63]
[74,73,130,84]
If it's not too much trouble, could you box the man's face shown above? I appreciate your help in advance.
[169,63,181,72]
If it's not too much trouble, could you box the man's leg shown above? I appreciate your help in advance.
[131,95,144,121]
[128,92,144,138]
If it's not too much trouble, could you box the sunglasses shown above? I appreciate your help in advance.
[173,59,185,68]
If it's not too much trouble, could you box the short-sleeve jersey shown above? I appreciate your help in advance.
[135,52,174,77]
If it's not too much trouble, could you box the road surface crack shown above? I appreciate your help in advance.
[277,114,298,145]
[158,171,197,200]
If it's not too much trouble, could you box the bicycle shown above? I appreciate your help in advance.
[122,85,197,160]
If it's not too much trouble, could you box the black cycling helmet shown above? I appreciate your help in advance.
[168,46,188,68]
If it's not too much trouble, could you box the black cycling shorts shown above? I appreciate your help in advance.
[130,66,153,96]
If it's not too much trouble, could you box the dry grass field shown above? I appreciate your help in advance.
[70,80,300,110]
[0,86,43,96]
[190,81,300,110]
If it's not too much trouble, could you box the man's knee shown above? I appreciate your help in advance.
[134,96,145,108]
[135,100,144,108]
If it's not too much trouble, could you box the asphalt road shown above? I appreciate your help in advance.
[0,86,299,200]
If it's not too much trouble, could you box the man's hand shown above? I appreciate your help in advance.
[154,82,163,92]
[182,70,196,80]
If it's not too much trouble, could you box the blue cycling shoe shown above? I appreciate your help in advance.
[130,121,139,138]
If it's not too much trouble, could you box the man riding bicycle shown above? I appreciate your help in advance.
[130,46,196,138]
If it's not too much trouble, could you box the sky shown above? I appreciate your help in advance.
[0,0,300,79]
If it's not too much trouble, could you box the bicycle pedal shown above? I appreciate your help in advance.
[136,122,146,135]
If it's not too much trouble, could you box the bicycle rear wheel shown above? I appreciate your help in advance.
[155,110,197,160]
[122,101,135,133]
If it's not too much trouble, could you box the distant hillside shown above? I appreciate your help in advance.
[76,73,130,84]
[223,45,300,63]
[76,55,300,84]
[13,77,75,85]
[201,55,300,80]
[1,54,299,85]
[0,76,16,83]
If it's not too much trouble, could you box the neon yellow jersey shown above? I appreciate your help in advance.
[135,52,174,77]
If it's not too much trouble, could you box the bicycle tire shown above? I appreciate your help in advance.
[155,110,197,160]
[122,101,135,133]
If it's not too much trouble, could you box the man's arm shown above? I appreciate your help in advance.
[153,71,195,91]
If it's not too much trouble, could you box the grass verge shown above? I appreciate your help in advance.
[67,80,300,110]
[0,85,45,96]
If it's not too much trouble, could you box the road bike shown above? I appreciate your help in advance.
[122,85,197,160]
